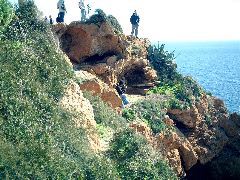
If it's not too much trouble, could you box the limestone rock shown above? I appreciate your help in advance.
[53,22,157,92]
[129,121,152,142]
[155,130,198,172]
[76,70,122,109]
[60,81,100,151]
[168,105,202,129]
[229,113,240,127]
[56,22,126,63]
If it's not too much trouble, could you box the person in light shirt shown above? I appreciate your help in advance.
[79,0,86,21]
[57,0,67,23]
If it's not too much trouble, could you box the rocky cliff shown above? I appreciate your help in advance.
[53,22,240,178]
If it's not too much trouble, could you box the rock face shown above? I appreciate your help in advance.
[60,81,100,151]
[75,70,122,109]
[54,22,157,93]
[54,21,240,177]
[58,22,126,63]
[130,94,240,176]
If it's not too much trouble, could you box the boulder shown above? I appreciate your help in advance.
[56,22,126,63]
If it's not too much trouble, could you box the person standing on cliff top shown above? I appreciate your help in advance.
[57,0,67,23]
[49,15,53,25]
[130,10,140,37]
[79,0,87,21]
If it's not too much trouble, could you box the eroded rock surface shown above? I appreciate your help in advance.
[60,81,100,151]
[75,70,122,109]
[54,22,157,93]
[54,22,240,177]
[130,94,239,176]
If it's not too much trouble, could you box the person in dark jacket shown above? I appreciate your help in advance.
[49,15,53,25]
[116,78,129,107]
[130,10,140,37]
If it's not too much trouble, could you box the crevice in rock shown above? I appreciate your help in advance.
[167,113,193,135]
[185,144,240,180]
[81,51,120,65]
[60,33,72,53]
[122,68,153,95]
[185,161,211,180]
[125,69,146,85]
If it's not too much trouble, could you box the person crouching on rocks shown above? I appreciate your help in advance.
[116,78,130,108]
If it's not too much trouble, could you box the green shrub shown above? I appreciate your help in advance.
[3,0,49,42]
[86,9,123,34]
[108,129,178,180]
[86,9,107,26]
[148,43,204,109]
[122,95,171,134]
[107,15,123,34]
[84,92,126,130]
[122,108,135,121]
[0,2,121,178]
[0,0,14,35]
[148,43,181,83]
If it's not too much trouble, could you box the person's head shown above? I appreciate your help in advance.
[119,77,126,85]
[134,10,137,15]
[49,15,52,18]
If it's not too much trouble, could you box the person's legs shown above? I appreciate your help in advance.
[83,9,87,21]
[120,94,129,106]
[131,24,135,36]
[62,12,65,22]
[81,9,86,21]
[59,12,65,22]
[135,24,139,37]
[131,24,138,37]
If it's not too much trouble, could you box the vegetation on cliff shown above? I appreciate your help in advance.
[0,0,177,179]
[86,9,123,34]
[148,44,204,109]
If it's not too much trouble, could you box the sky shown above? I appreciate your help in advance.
[9,0,240,42]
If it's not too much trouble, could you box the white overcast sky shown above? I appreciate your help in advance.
[9,0,240,41]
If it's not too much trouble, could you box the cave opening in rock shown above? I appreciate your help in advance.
[124,68,146,86]
[122,68,149,95]
[81,51,119,65]
[185,161,211,180]
[167,113,193,136]
[60,33,72,53]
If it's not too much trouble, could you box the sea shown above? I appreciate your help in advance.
[158,41,240,113]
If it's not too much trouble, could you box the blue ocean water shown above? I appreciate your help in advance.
[162,41,240,113]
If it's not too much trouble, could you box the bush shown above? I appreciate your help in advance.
[122,95,171,134]
[0,28,89,179]
[0,0,14,35]
[86,9,123,34]
[3,0,49,42]
[147,43,204,108]
[0,2,121,178]
[84,92,126,130]
[148,43,181,83]
[86,9,107,26]
[148,77,204,109]
[107,15,123,34]
[108,129,178,180]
